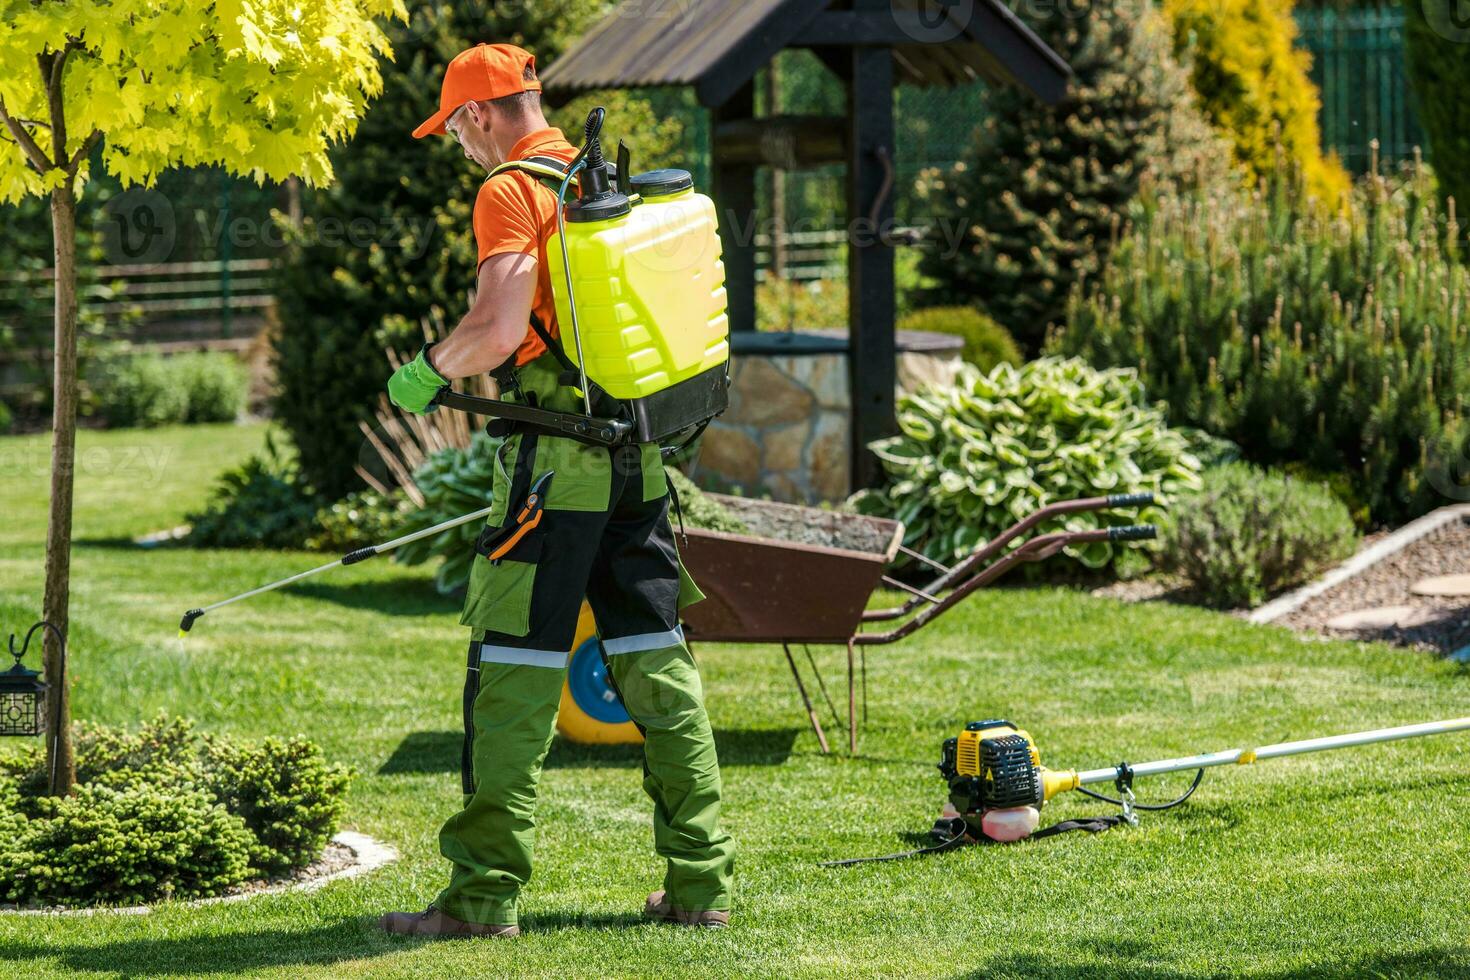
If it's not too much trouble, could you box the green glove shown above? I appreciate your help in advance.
[388,345,448,414]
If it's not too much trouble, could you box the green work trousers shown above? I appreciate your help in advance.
[435,427,734,926]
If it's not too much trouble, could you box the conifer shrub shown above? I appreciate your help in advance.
[201,735,351,875]
[0,782,254,908]
[0,716,351,908]
[1055,159,1468,527]
[916,0,1231,352]
[1164,0,1349,201]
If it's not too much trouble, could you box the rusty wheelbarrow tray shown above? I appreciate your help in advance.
[678,491,1157,753]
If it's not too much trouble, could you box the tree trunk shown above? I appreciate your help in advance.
[42,180,77,797]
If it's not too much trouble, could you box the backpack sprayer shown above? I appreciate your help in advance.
[825,716,1470,864]
[432,107,731,450]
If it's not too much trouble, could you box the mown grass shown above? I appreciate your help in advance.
[0,422,1466,979]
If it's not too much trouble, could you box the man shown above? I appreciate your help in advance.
[378,43,735,938]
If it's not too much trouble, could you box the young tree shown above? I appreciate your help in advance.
[0,0,404,795]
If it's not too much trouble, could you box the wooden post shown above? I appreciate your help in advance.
[712,81,757,334]
[846,36,897,489]
[766,59,787,282]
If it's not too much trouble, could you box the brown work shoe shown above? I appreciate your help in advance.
[644,890,730,928]
[378,906,520,939]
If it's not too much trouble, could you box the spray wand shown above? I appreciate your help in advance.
[178,505,495,636]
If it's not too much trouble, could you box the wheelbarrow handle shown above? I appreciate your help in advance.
[858,525,1124,644]
[1106,491,1155,509]
[1108,523,1158,541]
[908,492,1157,598]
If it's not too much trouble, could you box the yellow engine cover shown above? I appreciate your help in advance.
[954,722,1042,777]
[548,188,730,400]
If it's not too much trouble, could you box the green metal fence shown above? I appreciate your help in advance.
[1295,4,1424,173]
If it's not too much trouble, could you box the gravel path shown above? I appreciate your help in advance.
[1279,512,1470,655]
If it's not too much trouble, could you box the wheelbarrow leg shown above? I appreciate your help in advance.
[783,643,830,754]
[803,644,843,730]
[847,638,857,754]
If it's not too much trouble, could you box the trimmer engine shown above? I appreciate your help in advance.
[938,719,1045,814]
[937,719,1084,841]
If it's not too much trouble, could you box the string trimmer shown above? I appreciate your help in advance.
[824,716,1470,865]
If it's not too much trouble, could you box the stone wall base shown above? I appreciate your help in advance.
[697,334,961,504]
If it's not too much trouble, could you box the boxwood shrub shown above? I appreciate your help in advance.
[896,306,1022,375]
[0,716,351,909]
[91,351,248,429]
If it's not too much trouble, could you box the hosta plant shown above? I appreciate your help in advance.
[853,357,1202,571]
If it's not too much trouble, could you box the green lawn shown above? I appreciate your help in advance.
[1,422,1467,978]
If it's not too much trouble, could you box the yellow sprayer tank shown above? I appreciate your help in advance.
[548,169,729,401]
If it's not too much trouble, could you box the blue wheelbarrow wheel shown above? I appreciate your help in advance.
[557,604,643,745]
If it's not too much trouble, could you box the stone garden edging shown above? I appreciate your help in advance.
[1248,502,1470,625]
[0,830,397,917]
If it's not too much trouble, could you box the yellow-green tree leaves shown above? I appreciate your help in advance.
[0,0,406,200]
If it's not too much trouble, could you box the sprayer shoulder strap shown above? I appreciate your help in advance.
[486,155,572,196]
[483,156,583,377]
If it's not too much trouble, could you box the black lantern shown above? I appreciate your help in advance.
[2,622,58,738]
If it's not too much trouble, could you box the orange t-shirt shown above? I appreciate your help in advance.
[471,127,579,366]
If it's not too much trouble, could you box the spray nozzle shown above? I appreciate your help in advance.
[179,608,204,637]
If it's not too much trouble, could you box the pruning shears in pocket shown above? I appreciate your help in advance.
[476,471,554,565]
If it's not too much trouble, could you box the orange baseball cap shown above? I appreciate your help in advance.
[412,43,541,139]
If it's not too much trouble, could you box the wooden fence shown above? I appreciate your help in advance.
[0,257,274,351]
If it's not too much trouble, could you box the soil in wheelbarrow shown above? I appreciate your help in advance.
[708,495,896,556]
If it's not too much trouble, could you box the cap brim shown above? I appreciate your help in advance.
[412,105,454,139]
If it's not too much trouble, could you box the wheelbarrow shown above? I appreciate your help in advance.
[558,490,1156,752]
